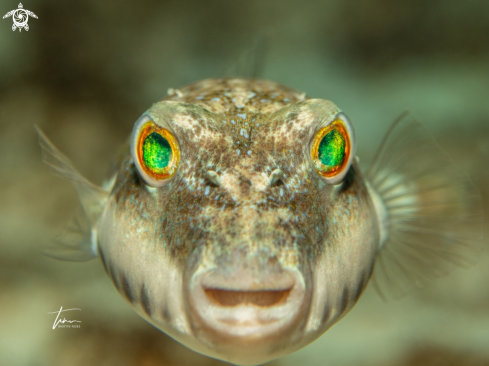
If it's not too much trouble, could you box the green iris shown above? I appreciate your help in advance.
[318,129,345,170]
[142,132,172,173]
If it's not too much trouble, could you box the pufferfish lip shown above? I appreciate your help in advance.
[188,267,307,337]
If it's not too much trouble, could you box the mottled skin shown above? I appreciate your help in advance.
[97,79,379,365]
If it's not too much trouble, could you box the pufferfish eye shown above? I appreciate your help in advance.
[311,113,354,185]
[130,115,180,187]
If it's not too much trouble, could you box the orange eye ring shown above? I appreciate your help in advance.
[311,120,351,178]
[137,122,180,180]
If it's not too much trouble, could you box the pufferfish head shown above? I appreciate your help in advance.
[98,79,379,365]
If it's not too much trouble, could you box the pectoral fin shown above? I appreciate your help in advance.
[366,114,484,300]
[36,126,110,261]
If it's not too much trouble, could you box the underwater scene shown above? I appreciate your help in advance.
[1,0,488,365]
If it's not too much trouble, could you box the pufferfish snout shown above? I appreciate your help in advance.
[187,246,309,340]
[182,169,313,347]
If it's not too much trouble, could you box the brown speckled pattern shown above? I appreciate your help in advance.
[110,79,364,265]
[98,78,379,363]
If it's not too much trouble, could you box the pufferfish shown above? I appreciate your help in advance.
[37,78,483,365]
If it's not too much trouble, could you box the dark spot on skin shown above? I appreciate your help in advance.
[353,271,367,303]
[338,166,355,193]
[108,263,120,290]
[321,306,332,324]
[140,283,152,317]
[130,164,142,186]
[161,304,171,322]
[98,247,108,273]
[366,262,375,283]
[120,273,135,304]
[339,286,350,315]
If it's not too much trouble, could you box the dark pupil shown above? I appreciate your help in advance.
[142,132,172,172]
[318,129,346,169]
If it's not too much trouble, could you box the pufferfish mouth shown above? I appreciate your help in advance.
[188,268,307,337]
[204,288,292,307]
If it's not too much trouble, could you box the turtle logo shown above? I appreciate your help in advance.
[3,3,37,32]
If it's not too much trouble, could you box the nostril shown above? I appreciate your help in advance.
[204,170,221,187]
[205,288,292,307]
[268,169,284,187]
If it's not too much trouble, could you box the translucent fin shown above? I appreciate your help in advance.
[366,113,484,300]
[36,126,109,261]
[43,207,97,261]
[224,35,269,78]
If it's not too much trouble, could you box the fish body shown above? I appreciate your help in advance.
[37,78,483,365]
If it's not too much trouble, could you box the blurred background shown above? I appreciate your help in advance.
[0,0,488,365]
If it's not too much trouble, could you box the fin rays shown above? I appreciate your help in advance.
[367,114,484,300]
[36,126,110,261]
[43,207,97,261]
